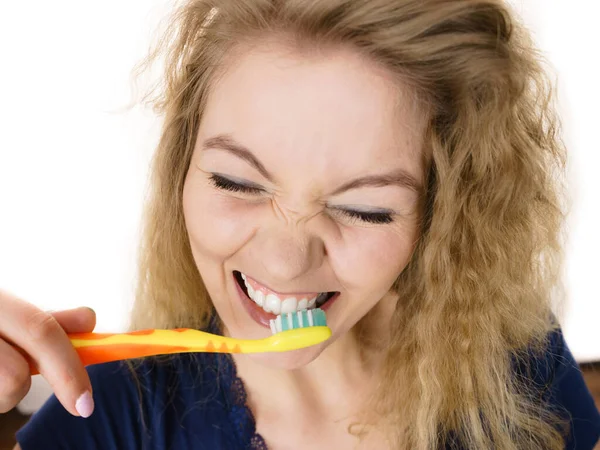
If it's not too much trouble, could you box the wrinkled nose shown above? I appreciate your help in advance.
[253,228,325,283]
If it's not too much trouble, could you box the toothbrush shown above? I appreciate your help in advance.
[27,309,330,375]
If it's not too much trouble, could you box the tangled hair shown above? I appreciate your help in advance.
[129,0,569,448]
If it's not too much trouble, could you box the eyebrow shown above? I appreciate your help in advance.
[330,169,423,196]
[202,135,274,182]
[202,134,423,195]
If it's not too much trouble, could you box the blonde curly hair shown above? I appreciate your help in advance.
[129,0,569,448]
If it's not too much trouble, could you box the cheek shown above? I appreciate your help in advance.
[331,225,417,293]
[182,182,255,259]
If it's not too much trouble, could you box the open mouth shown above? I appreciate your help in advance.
[233,270,337,316]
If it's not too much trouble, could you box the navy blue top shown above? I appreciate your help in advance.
[17,327,600,450]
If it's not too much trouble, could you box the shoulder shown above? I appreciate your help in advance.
[16,353,239,450]
[514,326,600,450]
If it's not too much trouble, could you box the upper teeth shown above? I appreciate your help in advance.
[242,274,319,315]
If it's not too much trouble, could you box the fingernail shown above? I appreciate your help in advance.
[75,391,94,418]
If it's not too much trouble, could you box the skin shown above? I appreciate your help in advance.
[181,41,427,448]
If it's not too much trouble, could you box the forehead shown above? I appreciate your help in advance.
[199,42,426,180]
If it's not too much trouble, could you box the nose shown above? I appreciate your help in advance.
[254,228,325,284]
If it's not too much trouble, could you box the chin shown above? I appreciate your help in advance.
[243,343,327,370]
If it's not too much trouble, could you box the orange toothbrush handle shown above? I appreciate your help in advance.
[27,330,192,376]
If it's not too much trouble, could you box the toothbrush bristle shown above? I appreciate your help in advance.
[270,308,327,334]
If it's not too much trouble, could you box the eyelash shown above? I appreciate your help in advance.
[209,174,264,194]
[334,209,393,225]
[208,174,394,225]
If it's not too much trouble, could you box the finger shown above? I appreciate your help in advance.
[51,307,96,333]
[0,294,94,418]
[0,338,31,413]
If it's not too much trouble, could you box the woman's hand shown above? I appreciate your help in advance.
[0,289,96,418]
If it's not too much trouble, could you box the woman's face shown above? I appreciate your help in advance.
[182,43,427,368]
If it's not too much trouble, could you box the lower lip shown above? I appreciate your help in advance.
[233,274,339,329]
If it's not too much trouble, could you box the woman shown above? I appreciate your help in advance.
[3,0,599,448]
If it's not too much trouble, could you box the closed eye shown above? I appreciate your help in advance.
[331,207,394,225]
[210,173,394,225]
[209,173,264,195]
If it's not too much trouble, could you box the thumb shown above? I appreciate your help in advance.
[50,307,97,333]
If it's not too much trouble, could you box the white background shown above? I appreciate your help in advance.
[0,1,598,413]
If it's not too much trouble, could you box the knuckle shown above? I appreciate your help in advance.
[56,364,78,390]
[0,400,13,414]
[0,362,30,411]
[24,311,61,343]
